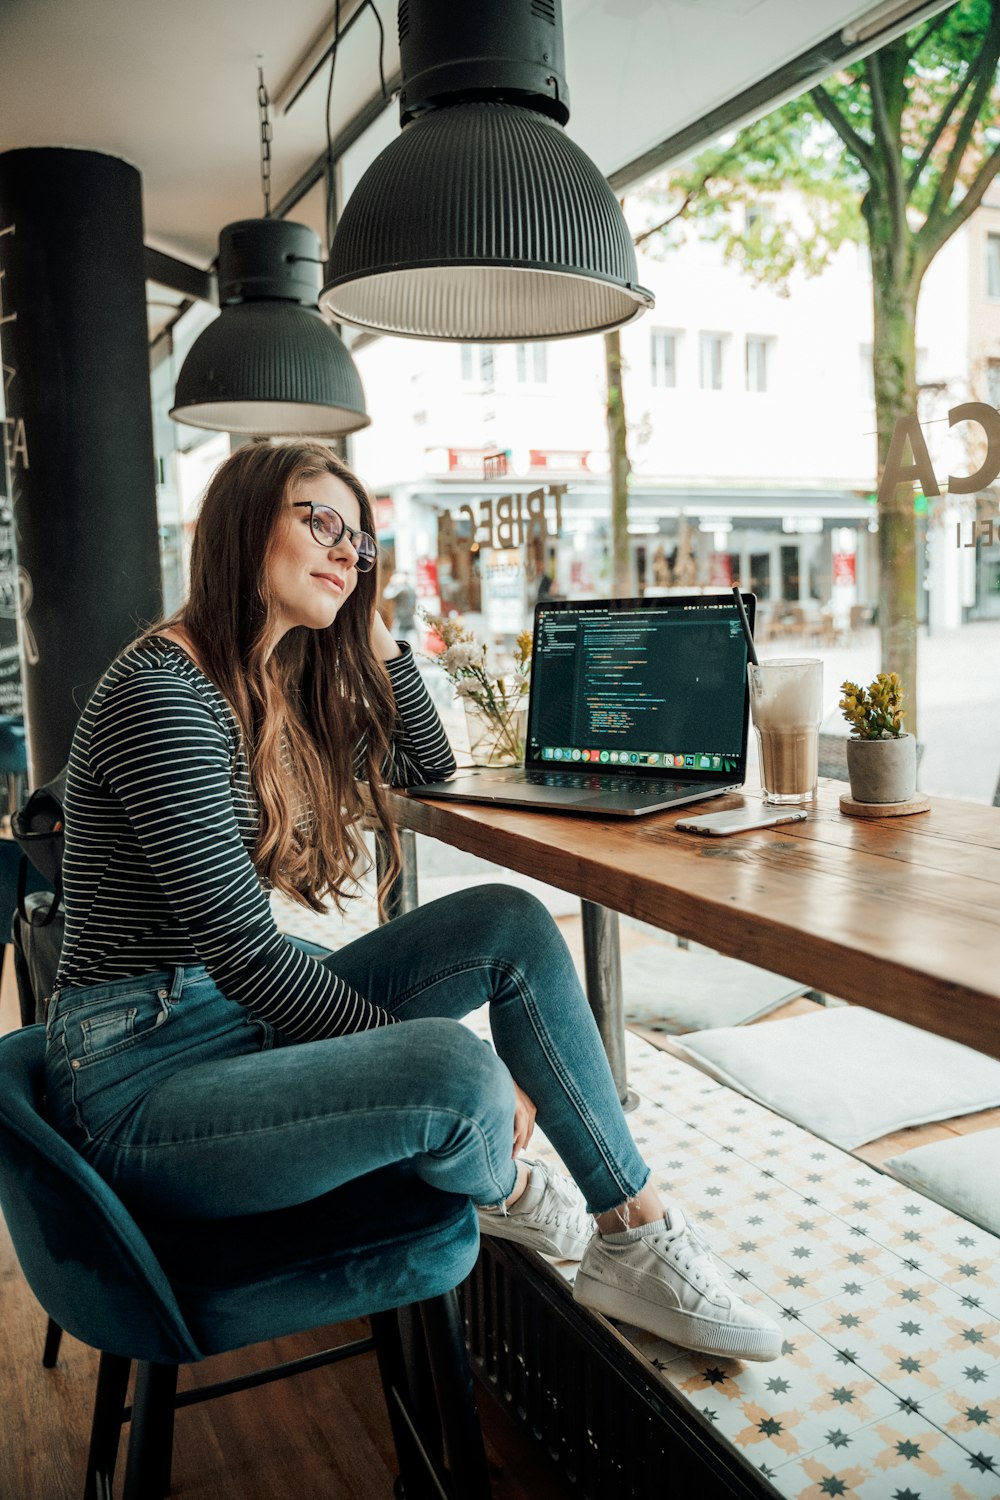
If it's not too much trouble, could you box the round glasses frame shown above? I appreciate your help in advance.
[291,501,378,573]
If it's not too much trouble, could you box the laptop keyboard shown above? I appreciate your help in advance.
[523,771,709,798]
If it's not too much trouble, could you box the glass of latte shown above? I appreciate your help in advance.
[748,659,823,804]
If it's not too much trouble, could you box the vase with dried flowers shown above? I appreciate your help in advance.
[425,613,532,766]
[839,672,916,804]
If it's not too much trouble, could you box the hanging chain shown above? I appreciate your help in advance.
[257,64,273,218]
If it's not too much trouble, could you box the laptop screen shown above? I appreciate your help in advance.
[526,593,755,779]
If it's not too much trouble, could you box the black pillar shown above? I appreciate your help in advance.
[0,148,162,784]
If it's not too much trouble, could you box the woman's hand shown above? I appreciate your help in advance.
[512,1080,537,1157]
[371,609,402,661]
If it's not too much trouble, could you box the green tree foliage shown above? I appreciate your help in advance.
[632,0,1000,731]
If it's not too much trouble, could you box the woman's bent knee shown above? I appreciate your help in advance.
[401,1016,515,1120]
[442,883,557,955]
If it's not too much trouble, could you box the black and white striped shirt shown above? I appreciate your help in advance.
[56,636,455,1040]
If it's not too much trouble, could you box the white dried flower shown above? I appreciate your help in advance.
[442,643,479,672]
[454,679,478,698]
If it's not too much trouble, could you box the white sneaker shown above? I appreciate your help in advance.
[478,1159,594,1261]
[573,1205,782,1362]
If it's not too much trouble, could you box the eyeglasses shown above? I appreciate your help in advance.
[291,502,378,573]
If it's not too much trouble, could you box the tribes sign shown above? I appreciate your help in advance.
[438,483,567,553]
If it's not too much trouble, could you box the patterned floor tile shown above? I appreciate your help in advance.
[657,1335,899,1480]
[920,1365,1000,1482]
[776,1398,1000,1497]
[712,1211,903,1313]
[800,1269,1000,1398]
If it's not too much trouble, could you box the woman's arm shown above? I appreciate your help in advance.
[361,618,457,786]
[89,666,396,1042]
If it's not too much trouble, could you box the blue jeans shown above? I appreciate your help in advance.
[44,886,649,1220]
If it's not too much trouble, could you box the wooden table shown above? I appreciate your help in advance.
[382,779,1000,1086]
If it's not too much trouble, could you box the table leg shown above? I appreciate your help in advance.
[375,828,419,923]
[580,901,638,1113]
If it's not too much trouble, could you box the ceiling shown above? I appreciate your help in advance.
[1,0,947,275]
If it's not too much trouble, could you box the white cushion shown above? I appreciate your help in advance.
[885,1131,1000,1236]
[675,1006,1000,1148]
[622,944,805,1031]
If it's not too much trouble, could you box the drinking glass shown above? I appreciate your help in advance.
[748,658,823,804]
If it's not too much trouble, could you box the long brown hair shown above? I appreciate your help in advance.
[154,441,400,914]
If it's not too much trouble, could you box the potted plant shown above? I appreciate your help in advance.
[838,673,916,804]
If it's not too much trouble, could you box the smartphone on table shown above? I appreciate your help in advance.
[676,807,808,836]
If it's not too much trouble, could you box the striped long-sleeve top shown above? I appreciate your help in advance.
[55,635,456,1040]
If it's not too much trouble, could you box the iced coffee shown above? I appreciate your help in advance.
[748,659,823,804]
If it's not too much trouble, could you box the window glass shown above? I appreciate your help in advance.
[651,330,677,387]
[987,233,1000,298]
[459,345,496,383]
[515,344,547,382]
[745,335,769,392]
[345,8,1000,810]
[699,332,725,390]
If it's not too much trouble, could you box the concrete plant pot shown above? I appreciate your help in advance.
[845,733,917,804]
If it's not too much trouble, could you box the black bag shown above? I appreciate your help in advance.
[11,767,66,927]
[12,894,64,1025]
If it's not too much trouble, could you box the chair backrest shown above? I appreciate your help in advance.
[817,732,850,781]
[0,1027,201,1362]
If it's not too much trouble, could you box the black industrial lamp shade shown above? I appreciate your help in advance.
[320,1,653,342]
[171,220,370,436]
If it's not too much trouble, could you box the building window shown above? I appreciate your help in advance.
[700,332,725,390]
[745,335,770,392]
[460,345,495,382]
[988,358,1000,409]
[988,235,1000,298]
[650,330,677,388]
[515,343,547,383]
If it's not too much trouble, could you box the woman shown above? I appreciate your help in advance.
[44,441,779,1363]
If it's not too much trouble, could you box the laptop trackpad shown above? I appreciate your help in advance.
[517,783,604,804]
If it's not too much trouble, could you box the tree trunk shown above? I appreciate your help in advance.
[868,215,921,737]
[604,329,631,597]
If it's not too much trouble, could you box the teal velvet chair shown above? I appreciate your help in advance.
[0,1026,492,1500]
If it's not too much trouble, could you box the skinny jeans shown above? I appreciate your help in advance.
[44,886,650,1221]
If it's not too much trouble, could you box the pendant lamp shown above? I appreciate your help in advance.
[171,218,370,435]
[320,0,653,342]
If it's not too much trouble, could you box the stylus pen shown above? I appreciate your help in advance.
[732,585,759,666]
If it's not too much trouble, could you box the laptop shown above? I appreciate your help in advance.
[407,591,755,817]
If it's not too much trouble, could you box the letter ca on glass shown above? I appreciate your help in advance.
[877,403,1000,505]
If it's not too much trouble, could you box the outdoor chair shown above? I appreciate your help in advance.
[0,1025,492,1500]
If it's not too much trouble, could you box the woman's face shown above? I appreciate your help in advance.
[266,471,365,644]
